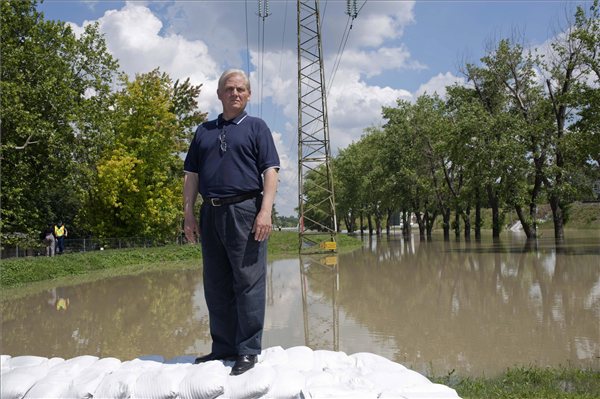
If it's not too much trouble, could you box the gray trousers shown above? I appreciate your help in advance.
[200,196,267,356]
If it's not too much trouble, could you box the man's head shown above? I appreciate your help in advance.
[217,69,251,120]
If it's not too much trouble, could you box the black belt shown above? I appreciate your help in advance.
[203,192,259,207]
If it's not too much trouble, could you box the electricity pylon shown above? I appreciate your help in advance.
[297,0,337,253]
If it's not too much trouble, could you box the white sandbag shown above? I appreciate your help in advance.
[46,355,99,377]
[120,358,164,370]
[5,356,47,370]
[303,384,379,399]
[380,383,461,399]
[1,355,12,373]
[132,364,189,399]
[23,380,71,399]
[284,346,314,372]
[259,346,288,367]
[1,365,51,399]
[222,363,276,399]
[93,366,150,399]
[22,356,98,398]
[178,360,227,399]
[312,350,354,371]
[362,369,431,392]
[303,369,336,389]
[350,352,407,373]
[65,357,122,399]
[266,366,305,399]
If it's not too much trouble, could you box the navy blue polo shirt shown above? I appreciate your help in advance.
[184,112,280,198]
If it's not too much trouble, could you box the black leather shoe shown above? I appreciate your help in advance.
[230,354,257,375]
[194,353,236,364]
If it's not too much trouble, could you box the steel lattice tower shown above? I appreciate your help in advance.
[297,0,337,253]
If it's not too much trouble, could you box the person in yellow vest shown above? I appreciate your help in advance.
[54,221,68,254]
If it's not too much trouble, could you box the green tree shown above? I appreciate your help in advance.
[542,1,599,242]
[0,0,118,248]
[80,69,205,241]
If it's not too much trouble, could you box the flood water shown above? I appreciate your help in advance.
[2,231,599,377]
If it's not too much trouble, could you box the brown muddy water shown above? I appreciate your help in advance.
[2,231,599,377]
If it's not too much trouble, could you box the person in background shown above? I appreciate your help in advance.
[43,223,55,257]
[54,221,67,255]
[183,69,280,376]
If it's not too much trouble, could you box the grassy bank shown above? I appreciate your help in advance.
[0,231,361,289]
[431,366,600,399]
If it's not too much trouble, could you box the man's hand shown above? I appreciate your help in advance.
[184,213,200,243]
[252,209,272,242]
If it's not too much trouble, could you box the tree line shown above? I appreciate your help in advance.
[1,0,206,249]
[326,1,599,242]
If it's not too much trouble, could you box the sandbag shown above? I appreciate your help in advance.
[1,365,51,399]
[65,357,122,399]
[132,363,189,399]
[222,363,276,399]
[4,356,48,370]
[312,350,354,371]
[93,363,154,399]
[259,346,288,367]
[284,346,314,372]
[178,360,227,399]
[361,369,431,393]
[1,355,12,374]
[303,384,379,399]
[265,366,305,398]
[350,352,407,373]
[23,380,70,399]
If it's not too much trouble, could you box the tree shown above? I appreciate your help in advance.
[541,1,599,242]
[0,0,118,248]
[79,69,205,241]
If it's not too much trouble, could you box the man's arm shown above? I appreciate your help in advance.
[183,171,200,243]
[253,167,279,242]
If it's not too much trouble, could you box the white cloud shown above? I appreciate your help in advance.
[72,2,221,114]
[415,72,466,98]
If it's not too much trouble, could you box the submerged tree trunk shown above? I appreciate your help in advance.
[402,210,411,238]
[475,188,482,240]
[415,211,426,241]
[386,208,392,236]
[453,210,461,239]
[515,204,536,239]
[360,211,364,236]
[442,207,451,241]
[368,214,374,236]
[549,195,565,244]
[463,206,471,240]
[425,210,437,240]
[487,185,501,239]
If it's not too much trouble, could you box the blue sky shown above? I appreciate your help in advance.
[38,0,589,216]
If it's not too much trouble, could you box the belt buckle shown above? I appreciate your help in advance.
[210,198,222,206]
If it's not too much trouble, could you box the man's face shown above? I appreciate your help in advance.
[217,74,251,117]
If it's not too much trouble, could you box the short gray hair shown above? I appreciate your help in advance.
[218,69,251,92]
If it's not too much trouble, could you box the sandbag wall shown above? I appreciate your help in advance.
[1,346,460,399]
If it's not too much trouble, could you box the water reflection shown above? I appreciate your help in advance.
[1,232,599,377]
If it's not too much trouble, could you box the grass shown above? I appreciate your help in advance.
[0,231,362,290]
[430,366,600,399]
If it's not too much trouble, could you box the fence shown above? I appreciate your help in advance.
[1,234,187,260]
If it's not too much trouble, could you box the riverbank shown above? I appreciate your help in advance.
[0,231,362,289]
[432,366,600,399]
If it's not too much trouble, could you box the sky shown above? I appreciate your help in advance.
[39,0,590,217]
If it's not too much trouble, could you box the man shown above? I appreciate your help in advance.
[54,221,67,255]
[183,69,280,376]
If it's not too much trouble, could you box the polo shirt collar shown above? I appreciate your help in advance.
[218,111,248,127]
